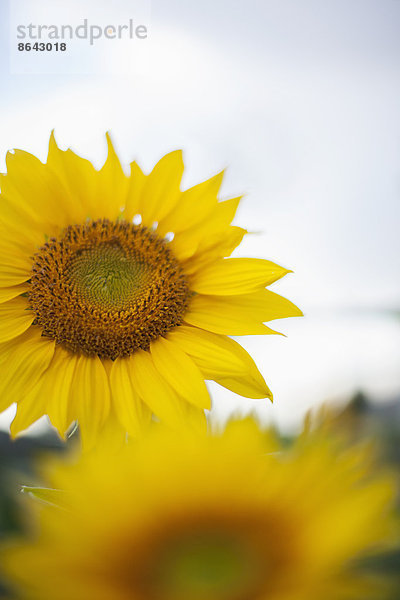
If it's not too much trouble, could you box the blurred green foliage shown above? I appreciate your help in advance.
[0,430,65,598]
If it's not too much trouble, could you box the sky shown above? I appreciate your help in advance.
[0,0,399,433]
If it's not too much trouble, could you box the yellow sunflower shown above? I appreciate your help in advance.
[0,133,301,446]
[3,419,396,600]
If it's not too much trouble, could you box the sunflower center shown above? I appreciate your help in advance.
[67,244,151,311]
[144,529,265,600]
[29,219,191,359]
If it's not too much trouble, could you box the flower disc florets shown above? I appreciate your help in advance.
[29,219,191,359]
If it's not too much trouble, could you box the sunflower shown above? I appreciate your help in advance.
[0,133,301,446]
[3,419,396,600]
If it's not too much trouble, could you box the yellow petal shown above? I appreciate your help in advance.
[0,283,30,304]
[194,196,242,238]
[150,337,211,410]
[247,288,303,321]
[110,357,152,437]
[0,327,55,411]
[69,355,110,450]
[191,258,291,295]
[168,228,201,261]
[186,289,302,335]
[251,288,303,320]
[198,224,246,256]
[46,131,95,223]
[2,151,52,223]
[130,350,194,427]
[95,133,129,220]
[4,148,75,231]
[180,402,208,435]
[0,196,45,248]
[10,348,77,437]
[157,171,224,235]
[167,194,242,264]
[93,416,129,454]
[123,161,146,222]
[0,296,35,343]
[10,381,48,437]
[214,374,273,400]
[0,237,34,272]
[200,336,272,400]
[183,226,247,275]
[167,326,247,376]
[140,150,184,227]
[184,294,281,335]
[0,261,31,287]
[45,347,79,437]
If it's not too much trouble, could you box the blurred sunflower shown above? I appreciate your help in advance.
[0,134,301,446]
[3,419,396,600]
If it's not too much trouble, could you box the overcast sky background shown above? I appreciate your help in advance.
[0,0,399,433]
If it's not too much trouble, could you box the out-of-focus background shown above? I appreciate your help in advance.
[0,0,399,435]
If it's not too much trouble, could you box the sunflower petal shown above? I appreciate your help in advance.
[0,296,35,343]
[158,170,224,235]
[47,132,99,223]
[10,382,48,437]
[110,357,152,436]
[70,355,110,450]
[0,199,45,249]
[0,283,30,304]
[0,261,31,287]
[2,151,54,223]
[123,161,146,222]
[4,148,74,231]
[180,402,208,434]
[233,289,303,321]
[150,337,211,409]
[130,350,195,427]
[44,347,79,437]
[200,336,272,400]
[193,196,242,238]
[213,375,273,400]
[186,289,302,335]
[167,194,241,263]
[184,294,282,335]
[140,150,184,227]
[191,258,290,295]
[168,228,201,261]
[167,326,247,376]
[96,133,129,220]
[0,237,35,272]
[183,226,247,275]
[0,327,55,412]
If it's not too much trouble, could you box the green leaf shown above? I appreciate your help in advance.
[21,486,67,508]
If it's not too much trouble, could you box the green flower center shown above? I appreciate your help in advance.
[67,243,152,311]
[149,531,264,600]
[29,219,191,359]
